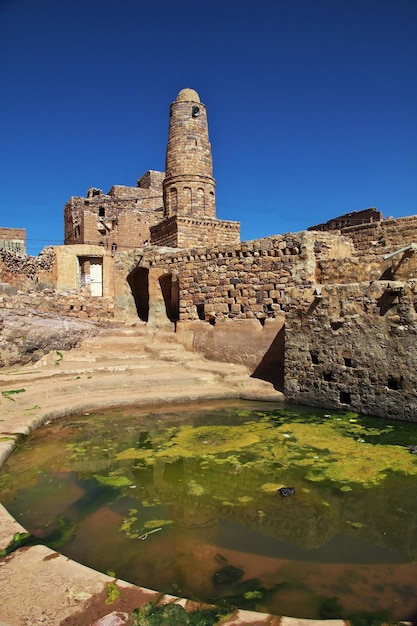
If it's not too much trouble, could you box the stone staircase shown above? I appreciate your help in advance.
[0,325,283,440]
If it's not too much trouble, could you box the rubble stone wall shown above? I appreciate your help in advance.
[341,215,417,252]
[284,280,417,420]
[0,288,114,320]
[0,248,56,290]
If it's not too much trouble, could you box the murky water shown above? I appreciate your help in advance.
[1,400,417,620]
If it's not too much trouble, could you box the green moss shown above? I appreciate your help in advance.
[105,581,120,604]
[1,388,25,401]
[0,532,35,557]
[131,602,232,625]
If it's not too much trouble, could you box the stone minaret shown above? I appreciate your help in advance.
[163,88,216,219]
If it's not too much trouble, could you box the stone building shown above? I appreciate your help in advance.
[64,88,240,252]
[63,170,165,251]
[0,227,26,253]
[150,88,240,248]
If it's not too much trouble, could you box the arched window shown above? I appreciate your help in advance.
[183,187,192,215]
[170,187,178,214]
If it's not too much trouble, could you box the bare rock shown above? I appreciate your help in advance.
[0,308,101,368]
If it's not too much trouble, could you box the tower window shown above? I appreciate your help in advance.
[99,206,105,217]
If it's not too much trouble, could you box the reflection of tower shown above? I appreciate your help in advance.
[150,88,240,248]
[170,501,220,598]
[163,88,216,219]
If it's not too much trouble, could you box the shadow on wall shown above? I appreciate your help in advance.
[251,326,285,391]
[159,273,179,322]
[127,267,149,321]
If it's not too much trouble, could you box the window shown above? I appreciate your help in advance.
[340,391,351,404]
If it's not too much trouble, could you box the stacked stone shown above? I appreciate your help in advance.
[163,88,215,219]
[0,289,114,320]
[140,233,314,321]
[342,215,417,252]
[64,171,164,250]
[0,248,55,285]
[284,280,417,421]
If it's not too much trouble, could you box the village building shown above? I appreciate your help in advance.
[0,227,26,254]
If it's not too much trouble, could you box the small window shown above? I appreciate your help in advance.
[344,357,352,367]
[310,351,319,365]
[340,391,351,404]
[99,206,105,217]
[387,375,402,390]
[196,304,205,320]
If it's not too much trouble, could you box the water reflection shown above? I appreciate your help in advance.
[1,400,417,620]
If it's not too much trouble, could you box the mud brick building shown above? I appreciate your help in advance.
[1,88,416,421]
[64,170,165,251]
[0,227,26,254]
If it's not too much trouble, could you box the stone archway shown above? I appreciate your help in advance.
[127,267,149,322]
[159,273,179,322]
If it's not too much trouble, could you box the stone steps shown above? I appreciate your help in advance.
[0,326,283,438]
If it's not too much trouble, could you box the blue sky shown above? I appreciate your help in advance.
[1,0,416,255]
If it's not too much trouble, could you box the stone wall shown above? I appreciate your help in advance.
[150,216,240,249]
[339,215,417,253]
[0,248,56,290]
[2,213,417,420]
[138,231,348,322]
[284,280,417,420]
[0,287,114,320]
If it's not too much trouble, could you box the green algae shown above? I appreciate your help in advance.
[111,413,417,490]
[0,531,34,557]
[2,401,417,621]
[93,474,133,488]
[105,581,121,604]
[131,603,232,626]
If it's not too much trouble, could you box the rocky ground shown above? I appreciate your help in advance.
[0,308,102,368]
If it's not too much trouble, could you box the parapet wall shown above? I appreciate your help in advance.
[340,215,417,253]
[140,231,320,321]
[139,230,356,322]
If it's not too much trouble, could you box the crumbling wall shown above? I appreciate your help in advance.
[339,215,417,253]
[0,288,115,320]
[285,281,417,420]
[0,248,56,290]
[64,171,165,250]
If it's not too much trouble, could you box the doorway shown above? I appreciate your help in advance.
[77,257,103,297]
[127,267,149,321]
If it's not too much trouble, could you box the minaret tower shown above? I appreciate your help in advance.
[163,88,216,218]
[150,88,240,248]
